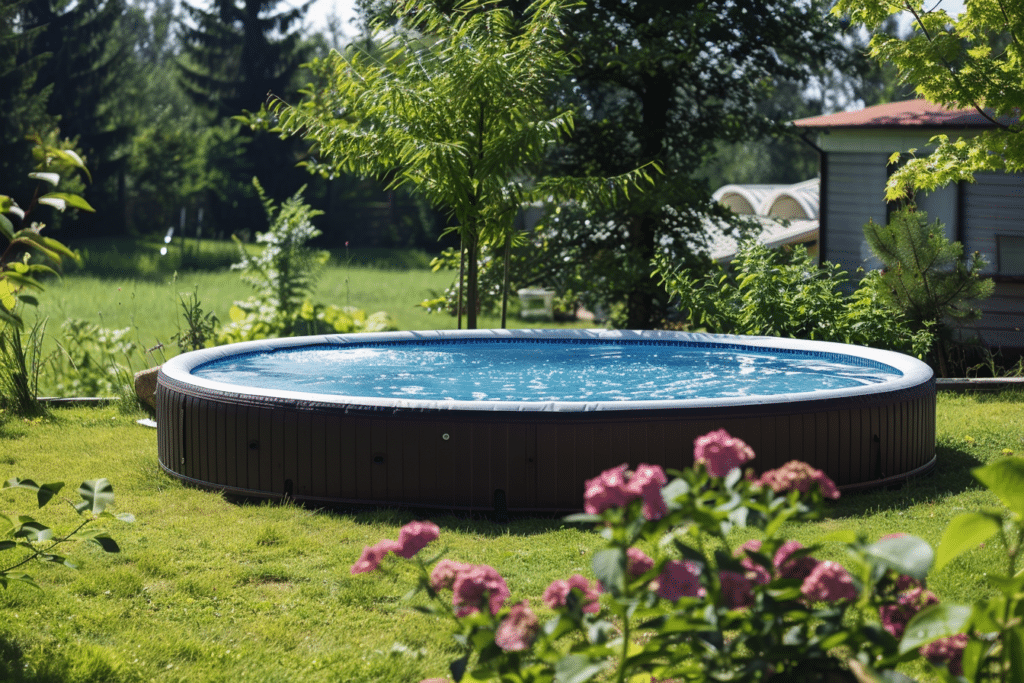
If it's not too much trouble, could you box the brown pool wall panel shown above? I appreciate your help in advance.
[156,373,936,512]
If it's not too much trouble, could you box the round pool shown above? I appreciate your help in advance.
[156,329,936,511]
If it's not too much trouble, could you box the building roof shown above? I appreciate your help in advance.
[706,178,820,261]
[792,99,999,129]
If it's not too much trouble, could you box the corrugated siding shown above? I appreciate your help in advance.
[962,173,1024,348]
[825,153,889,274]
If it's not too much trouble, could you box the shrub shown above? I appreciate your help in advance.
[353,430,966,682]
[655,240,933,359]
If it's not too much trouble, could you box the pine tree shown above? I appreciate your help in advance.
[176,0,315,232]
[18,0,132,234]
[0,0,57,209]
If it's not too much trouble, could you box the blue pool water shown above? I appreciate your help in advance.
[192,340,901,402]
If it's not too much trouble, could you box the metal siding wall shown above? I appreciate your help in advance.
[825,152,889,274]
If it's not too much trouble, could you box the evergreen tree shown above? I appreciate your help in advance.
[0,0,57,210]
[176,0,316,232]
[18,0,132,235]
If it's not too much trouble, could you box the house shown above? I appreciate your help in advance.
[791,99,1024,351]
[708,179,820,262]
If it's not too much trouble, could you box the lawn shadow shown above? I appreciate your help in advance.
[0,635,68,683]
[826,443,985,520]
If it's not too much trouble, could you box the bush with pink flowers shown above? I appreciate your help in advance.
[349,430,1018,682]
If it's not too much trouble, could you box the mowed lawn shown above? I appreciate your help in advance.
[0,391,1021,682]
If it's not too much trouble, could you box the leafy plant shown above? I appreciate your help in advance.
[48,319,145,398]
[224,179,328,337]
[352,430,956,682]
[655,240,933,358]
[261,0,653,328]
[1,476,131,590]
[863,207,994,377]
[0,317,50,417]
[171,285,218,354]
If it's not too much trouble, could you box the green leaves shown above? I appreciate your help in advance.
[76,479,115,516]
[862,535,934,581]
[973,458,1024,517]
[934,511,1001,574]
[899,603,972,655]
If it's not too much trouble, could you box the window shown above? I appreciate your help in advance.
[996,235,1024,278]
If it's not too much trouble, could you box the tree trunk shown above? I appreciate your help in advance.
[467,232,479,329]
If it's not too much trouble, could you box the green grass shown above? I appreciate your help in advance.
[30,239,593,395]
[0,391,1021,681]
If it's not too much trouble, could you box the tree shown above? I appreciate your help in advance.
[18,0,132,234]
[533,0,845,328]
[833,0,1024,199]
[863,207,993,377]
[176,0,317,232]
[265,0,651,329]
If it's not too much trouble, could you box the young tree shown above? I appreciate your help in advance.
[265,0,651,329]
[833,0,1024,199]
[863,207,993,377]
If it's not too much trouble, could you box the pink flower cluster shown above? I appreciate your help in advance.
[920,633,968,675]
[694,429,755,476]
[754,460,840,500]
[652,559,705,601]
[495,601,539,652]
[430,560,510,617]
[543,574,602,614]
[735,539,818,585]
[800,561,858,602]
[351,520,441,574]
[583,463,668,519]
[879,587,938,639]
[626,547,655,576]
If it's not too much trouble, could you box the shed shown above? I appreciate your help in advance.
[793,99,1024,351]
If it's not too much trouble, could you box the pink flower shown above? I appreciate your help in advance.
[694,429,755,476]
[755,461,840,499]
[652,560,705,601]
[351,539,401,574]
[719,570,754,609]
[735,539,771,585]
[801,561,858,602]
[626,463,669,520]
[396,521,440,559]
[583,463,669,520]
[495,601,539,651]
[430,559,468,591]
[895,574,920,592]
[626,547,655,576]
[543,574,602,614]
[584,464,631,514]
[452,564,509,616]
[920,633,968,675]
[774,541,819,581]
[879,587,938,639]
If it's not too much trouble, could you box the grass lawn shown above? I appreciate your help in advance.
[0,391,1021,682]
[30,239,593,396]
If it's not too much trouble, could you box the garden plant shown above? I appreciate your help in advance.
[351,429,1019,683]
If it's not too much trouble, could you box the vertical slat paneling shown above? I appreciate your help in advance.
[296,411,312,498]
[370,419,388,502]
[508,423,531,509]
[536,423,559,509]
[556,423,576,509]
[838,410,852,487]
[401,420,421,504]
[310,412,328,498]
[385,419,404,502]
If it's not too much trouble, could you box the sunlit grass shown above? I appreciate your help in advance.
[0,391,1020,681]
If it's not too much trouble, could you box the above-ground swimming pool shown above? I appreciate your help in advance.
[156,329,936,512]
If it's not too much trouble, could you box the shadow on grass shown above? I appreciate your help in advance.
[827,444,985,520]
[0,636,66,683]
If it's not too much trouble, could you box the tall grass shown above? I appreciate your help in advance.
[0,392,1020,681]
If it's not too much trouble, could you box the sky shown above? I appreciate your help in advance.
[299,0,968,41]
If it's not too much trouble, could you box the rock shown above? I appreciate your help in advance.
[134,365,161,411]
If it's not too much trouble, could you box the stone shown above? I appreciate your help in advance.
[134,365,161,411]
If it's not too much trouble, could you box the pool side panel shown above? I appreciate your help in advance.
[156,370,936,512]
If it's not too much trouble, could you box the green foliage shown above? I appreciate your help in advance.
[0,476,129,590]
[833,0,1024,199]
[171,286,218,354]
[48,319,145,398]
[266,0,653,328]
[654,241,933,358]
[864,207,994,376]
[0,318,49,418]
[354,438,947,682]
